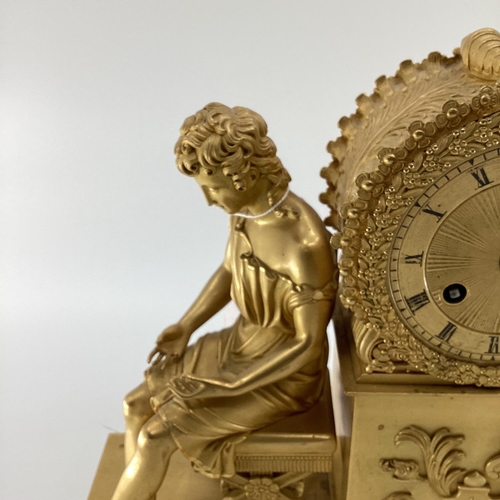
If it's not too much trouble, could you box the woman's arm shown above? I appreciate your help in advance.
[148,255,233,365]
[179,263,232,332]
[229,299,332,392]
[178,222,235,333]
[171,299,332,398]
[149,225,235,366]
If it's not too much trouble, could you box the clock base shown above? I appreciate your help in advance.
[333,310,500,500]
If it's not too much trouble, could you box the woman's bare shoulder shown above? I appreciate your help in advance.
[277,193,335,287]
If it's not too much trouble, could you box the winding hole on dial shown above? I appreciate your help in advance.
[442,283,468,304]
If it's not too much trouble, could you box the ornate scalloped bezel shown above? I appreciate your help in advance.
[337,85,500,387]
[320,51,487,231]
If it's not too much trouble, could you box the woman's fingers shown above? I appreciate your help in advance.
[149,350,167,366]
[170,375,204,396]
[147,348,159,364]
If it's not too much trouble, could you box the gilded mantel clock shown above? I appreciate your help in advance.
[321,28,500,387]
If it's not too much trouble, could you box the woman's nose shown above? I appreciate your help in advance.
[202,187,215,206]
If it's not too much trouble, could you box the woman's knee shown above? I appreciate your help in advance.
[123,383,152,420]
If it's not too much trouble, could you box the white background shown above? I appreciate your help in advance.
[1,1,499,499]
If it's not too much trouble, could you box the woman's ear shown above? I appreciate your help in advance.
[247,167,260,187]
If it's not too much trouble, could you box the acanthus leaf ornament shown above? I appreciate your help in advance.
[394,426,466,497]
[382,426,500,500]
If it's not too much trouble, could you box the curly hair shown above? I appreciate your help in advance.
[174,103,290,200]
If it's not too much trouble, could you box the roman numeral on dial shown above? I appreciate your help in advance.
[404,290,430,314]
[471,167,493,188]
[437,322,457,342]
[404,252,424,266]
[488,336,499,354]
[419,203,446,222]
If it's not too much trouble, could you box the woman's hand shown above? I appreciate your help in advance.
[147,323,190,366]
[168,375,206,399]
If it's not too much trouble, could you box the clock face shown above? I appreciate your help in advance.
[389,146,500,364]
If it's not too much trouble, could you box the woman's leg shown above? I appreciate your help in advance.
[123,382,155,464]
[111,414,177,500]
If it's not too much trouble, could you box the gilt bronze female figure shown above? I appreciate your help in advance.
[111,103,337,500]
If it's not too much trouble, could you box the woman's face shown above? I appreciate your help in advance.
[194,168,249,214]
